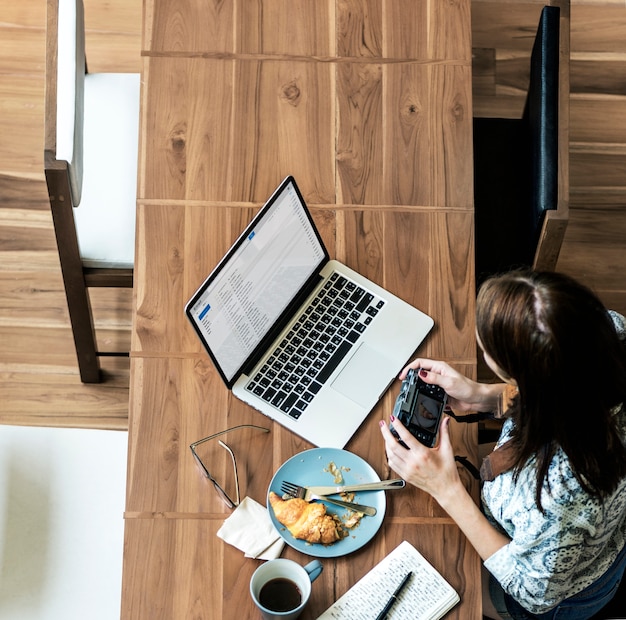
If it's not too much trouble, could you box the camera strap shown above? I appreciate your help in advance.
[446,386,519,481]
[454,455,481,480]
[447,411,501,481]
[455,446,517,482]
[446,410,496,423]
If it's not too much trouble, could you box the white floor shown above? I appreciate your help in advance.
[0,425,128,620]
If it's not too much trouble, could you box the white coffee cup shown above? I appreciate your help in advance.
[250,558,323,620]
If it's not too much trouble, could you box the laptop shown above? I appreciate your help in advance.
[185,176,434,448]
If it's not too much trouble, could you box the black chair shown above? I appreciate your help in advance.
[474,4,569,286]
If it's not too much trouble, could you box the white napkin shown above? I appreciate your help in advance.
[216,496,285,560]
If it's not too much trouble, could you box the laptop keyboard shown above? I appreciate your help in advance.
[245,272,385,420]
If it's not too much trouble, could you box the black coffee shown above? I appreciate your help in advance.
[259,577,302,612]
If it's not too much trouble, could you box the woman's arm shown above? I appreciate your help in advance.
[380,415,510,560]
[382,416,618,614]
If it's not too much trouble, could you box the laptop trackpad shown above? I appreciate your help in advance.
[331,343,395,407]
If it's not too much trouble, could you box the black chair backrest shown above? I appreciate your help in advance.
[524,5,560,246]
[473,4,562,284]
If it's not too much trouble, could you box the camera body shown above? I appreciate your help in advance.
[390,368,447,448]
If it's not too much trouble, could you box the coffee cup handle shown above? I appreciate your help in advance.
[304,559,323,583]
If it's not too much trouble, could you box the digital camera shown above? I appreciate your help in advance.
[390,368,447,448]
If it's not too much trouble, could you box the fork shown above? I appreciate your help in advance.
[280,481,377,516]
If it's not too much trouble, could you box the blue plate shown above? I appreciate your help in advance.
[267,448,386,558]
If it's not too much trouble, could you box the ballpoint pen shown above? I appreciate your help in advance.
[374,571,413,620]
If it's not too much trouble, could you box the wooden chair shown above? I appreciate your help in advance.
[473,1,570,286]
[44,0,140,382]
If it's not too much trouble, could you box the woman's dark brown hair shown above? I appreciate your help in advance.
[476,270,626,510]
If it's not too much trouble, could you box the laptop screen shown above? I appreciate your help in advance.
[186,177,328,385]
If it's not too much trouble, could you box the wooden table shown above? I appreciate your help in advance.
[123,2,480,618]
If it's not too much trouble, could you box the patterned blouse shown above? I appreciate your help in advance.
[482,311,626,614]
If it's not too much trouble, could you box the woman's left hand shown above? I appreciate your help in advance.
[379,415,462,505]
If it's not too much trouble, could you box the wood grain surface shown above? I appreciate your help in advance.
[127,1,480,618]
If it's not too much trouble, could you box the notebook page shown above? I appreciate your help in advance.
[318,541,460,620]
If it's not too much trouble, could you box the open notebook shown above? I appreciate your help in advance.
[319,541,460,619]
[185,176,433,448]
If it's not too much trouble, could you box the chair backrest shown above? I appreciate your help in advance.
[531,1,569,270]
[45,0,85,207]
[472,1,569,281]
[524,5,560,248]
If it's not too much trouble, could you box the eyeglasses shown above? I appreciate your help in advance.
[189,424,270,509]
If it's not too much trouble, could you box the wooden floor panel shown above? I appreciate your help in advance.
[558,209,626,312]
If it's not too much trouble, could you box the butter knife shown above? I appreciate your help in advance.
[305,479,405,496]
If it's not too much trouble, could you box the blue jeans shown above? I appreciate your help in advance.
[490,543,626,619]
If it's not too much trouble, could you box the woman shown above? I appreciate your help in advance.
[380,270,626,619]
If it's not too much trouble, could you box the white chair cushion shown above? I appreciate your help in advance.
[0,426,127,620]
[74,72,140,269]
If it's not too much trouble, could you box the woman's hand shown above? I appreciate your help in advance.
[380,413,512,561]
[379,415,462,506]
[399,358,503,413]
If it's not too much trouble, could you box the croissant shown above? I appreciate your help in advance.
[269,491,342,545]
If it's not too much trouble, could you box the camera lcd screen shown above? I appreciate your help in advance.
[408,392,443,430]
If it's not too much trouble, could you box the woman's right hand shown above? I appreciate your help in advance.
[399,358,503,413]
